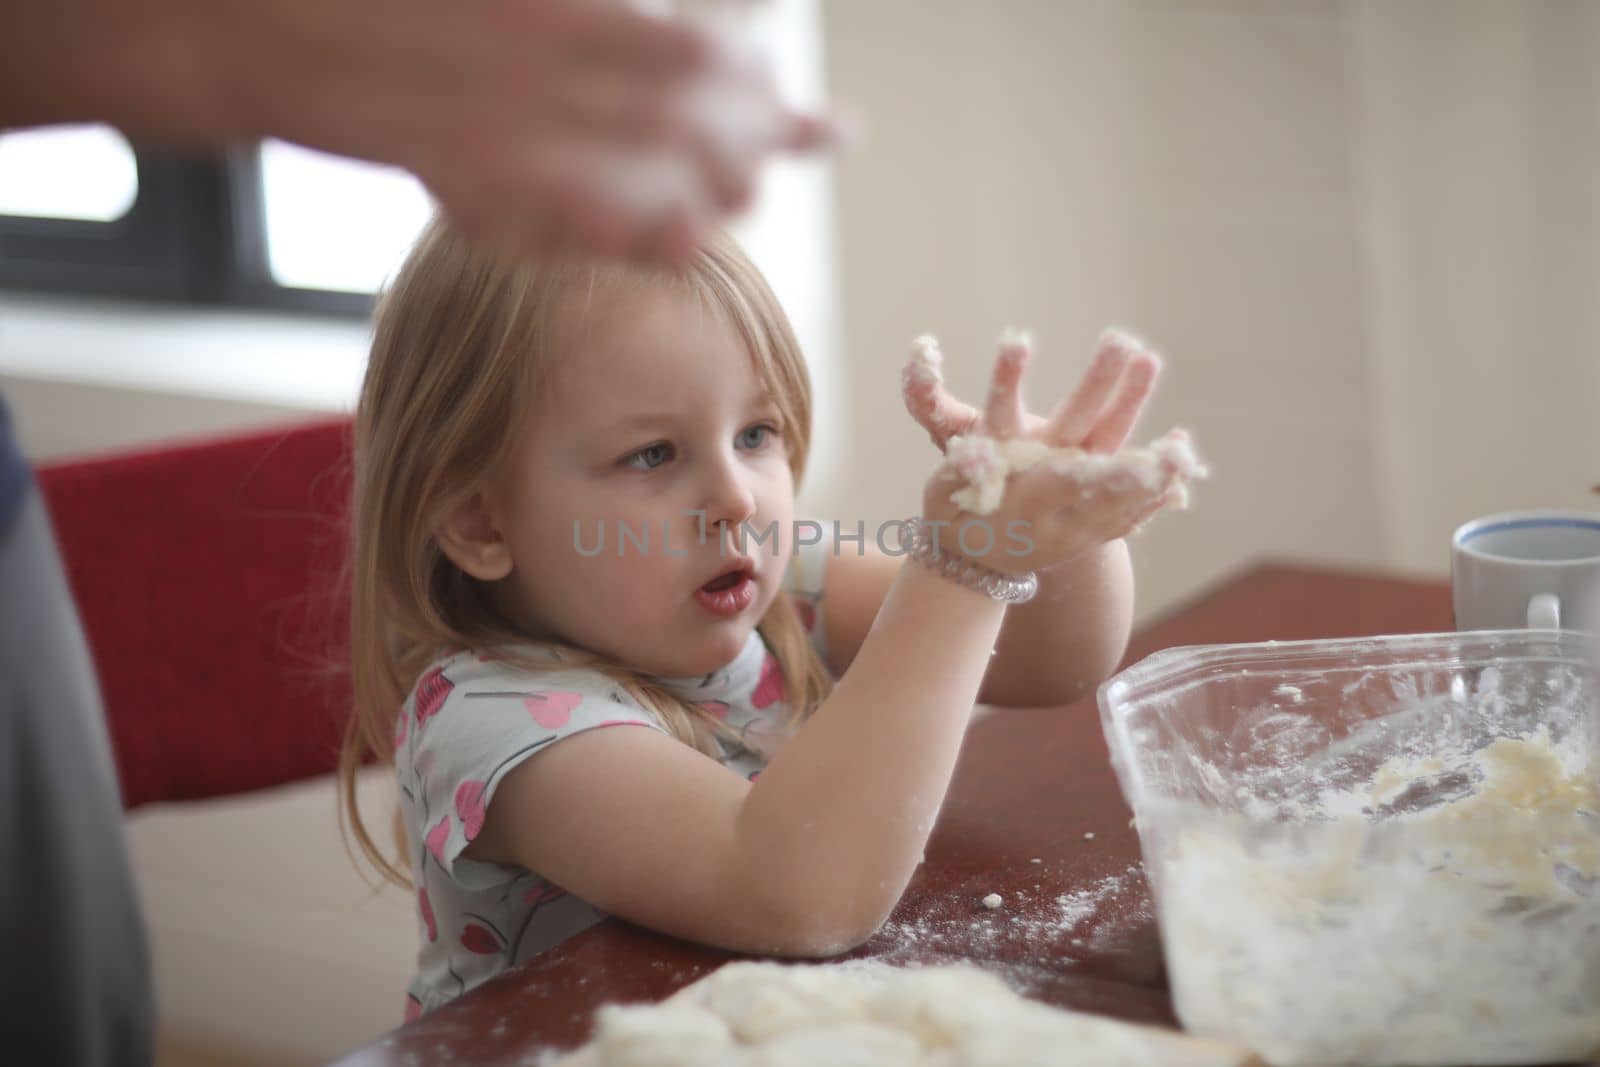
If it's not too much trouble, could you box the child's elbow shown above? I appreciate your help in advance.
[1084,644,1129,698]
[724,849,908,958]
[765,915,882,960]
[1057,633,1132,705]
[745,896,894,959]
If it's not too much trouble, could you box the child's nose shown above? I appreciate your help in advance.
[702,454,758,531]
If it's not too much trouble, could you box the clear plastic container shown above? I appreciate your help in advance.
[1098,630,1600,1066]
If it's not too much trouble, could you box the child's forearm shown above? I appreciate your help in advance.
[978,539,1134,707]
[732,560,1007,954]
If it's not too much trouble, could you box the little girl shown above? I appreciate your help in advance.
[337,218,1196,1020]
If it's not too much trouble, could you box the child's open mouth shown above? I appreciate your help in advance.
[695,561,756,616]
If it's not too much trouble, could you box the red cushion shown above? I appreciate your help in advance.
[36,418,355,809]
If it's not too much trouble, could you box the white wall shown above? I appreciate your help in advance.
[2,373,319,459]
[819,0,1385,619]
[819,0,1599,619]
[0,292,366,458]
[1349,0,1600,571]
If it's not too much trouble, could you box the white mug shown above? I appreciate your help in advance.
[1452,509,1600,632]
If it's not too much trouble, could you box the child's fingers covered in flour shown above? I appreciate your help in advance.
[921,450,1178,577]
[904,329,1163,456]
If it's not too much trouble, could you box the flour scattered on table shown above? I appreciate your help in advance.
[546,961,1257,1066]
[1053,867,1146,932]
[867,865,1155,979]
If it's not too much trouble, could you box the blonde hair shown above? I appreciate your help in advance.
[338,219,835,887]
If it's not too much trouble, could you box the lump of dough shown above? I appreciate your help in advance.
[945,428,1209,517]
[944,1009,1257,1067]
[864,965,1032,1048]
[576,1001,734,1067]
[748,1023,923,1067]
[549,960,1262,1066]
[690,961,880,1043]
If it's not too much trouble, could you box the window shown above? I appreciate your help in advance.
[0,125,138,222]
[260,141,432,296]
[0,128,426,317]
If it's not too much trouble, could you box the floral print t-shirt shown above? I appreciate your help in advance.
[396,535,829,1020]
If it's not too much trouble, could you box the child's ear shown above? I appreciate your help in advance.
[432,491,514,581]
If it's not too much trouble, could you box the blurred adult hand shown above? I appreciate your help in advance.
[0,0,840,263]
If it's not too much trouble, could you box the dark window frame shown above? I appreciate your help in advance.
[0,139,373,319]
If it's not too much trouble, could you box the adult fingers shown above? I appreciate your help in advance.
[444,140,704,264]
[558,3,712,80]
[776,109,850,154]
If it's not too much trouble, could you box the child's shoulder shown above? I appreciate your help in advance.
[393,645,667,896]
[412,644,605,689]
[400,644,661,749]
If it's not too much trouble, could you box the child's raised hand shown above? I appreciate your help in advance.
[902,329,1160,454]
[909,330,1205,574]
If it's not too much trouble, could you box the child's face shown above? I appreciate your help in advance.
[493,283,798,677]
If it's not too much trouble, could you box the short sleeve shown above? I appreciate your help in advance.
[781,522,829,664]
[402,655,667,892]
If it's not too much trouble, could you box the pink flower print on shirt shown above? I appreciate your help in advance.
[523,881,567,909]
[738,715,789,760]
[414,666,454,730]
[414,748,437,779]
[460,918,506,955]
[524,690,583,729]
[455,780,487,841]
[418,886,437,942]
[393,706,409,752]
[425,815,450,866]
[751,652,786,709]
[698,700,730,722]
[404,993,423,1023]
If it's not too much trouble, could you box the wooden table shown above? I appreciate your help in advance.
[332,561,1500,1066]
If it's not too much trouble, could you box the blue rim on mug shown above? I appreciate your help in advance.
[1453,509,1600,566]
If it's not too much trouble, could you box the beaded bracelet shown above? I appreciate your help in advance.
[898,516,1039,604]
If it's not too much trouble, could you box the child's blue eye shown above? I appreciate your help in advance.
[623,425,778,472]
[739,424,779,450]
[623,443,673,471]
